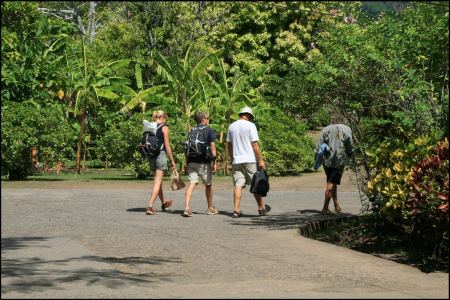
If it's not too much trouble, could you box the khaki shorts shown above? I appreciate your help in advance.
[187,162,212,185]
[149,151,168,172]
[232,163,257,187]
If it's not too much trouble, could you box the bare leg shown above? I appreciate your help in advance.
[158,183,165,204]
[332,185,341,212]
[233,186,244,213]
[147,170,164,207]
[254,193,264,210]
[205,184,214,209]
[185,182,196,210]
[322,182,334,214]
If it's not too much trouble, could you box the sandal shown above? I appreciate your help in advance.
[258,204,271,216]
[232,211,242,218]
[161,200,174,211]
[146,206,156,215]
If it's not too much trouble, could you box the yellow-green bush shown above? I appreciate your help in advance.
[365,134,449,257]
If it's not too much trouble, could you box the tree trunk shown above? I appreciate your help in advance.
[87,1,97,46]
[57,160,62,174]
[31,147,38,165]
[76,133,83,174]
[75,113,87,174]
[82,145,86,170]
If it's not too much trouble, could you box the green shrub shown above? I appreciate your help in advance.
[1,102,75,180]
[257,108,315,176]
[365,133,448,259]
[406,138,448,259]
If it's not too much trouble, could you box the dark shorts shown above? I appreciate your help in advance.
[324,166,344,185]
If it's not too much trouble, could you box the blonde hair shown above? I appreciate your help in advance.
[152,110,168,121]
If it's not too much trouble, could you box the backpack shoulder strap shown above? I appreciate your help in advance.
[156,123,166,150]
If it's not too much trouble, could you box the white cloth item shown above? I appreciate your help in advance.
[227,119,259,164]
[143,120,158,134]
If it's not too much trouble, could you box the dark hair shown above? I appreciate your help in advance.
[330,114,347,124]
[195,111,209,124]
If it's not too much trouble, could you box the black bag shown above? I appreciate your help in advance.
[139,124,164,159]
[250,169,269,197]
[185,126,211,160]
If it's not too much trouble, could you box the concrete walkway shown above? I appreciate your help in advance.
[1,177,448,298]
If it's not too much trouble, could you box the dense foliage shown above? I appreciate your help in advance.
[1,1,448,261]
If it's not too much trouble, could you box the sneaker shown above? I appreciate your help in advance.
[258,204,271,216]
[183,209,193,217]
[145,206,156,215]
[161,200,174,212]
[232,210,242,218]
[206,207,219,215]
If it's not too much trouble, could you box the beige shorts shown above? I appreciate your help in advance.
[149,151,168,171]
[187,162,212,185]
[232,163,257,187]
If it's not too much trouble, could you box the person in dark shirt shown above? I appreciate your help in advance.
[183,111,219,217]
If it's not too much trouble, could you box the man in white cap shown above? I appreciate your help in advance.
[226,106,271,218]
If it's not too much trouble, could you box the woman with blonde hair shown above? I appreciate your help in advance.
[145,110,177,215]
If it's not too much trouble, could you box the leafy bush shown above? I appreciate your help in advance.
[257,108,315,176]
[365,133,448,258]
[1,102,75,180]
[406,138,448,259]
[93,112,151,178]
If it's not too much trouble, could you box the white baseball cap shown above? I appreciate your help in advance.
[238,106,254,118]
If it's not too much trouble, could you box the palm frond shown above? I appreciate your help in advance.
[96,59,131,76]
[135,63,143,90]
[95,87,121,100]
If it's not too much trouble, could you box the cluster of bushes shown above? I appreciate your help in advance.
[364,132,448,261]
[1,102,75,179]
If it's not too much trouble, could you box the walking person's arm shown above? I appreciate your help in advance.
[251,141,265,169]
[210,141,218,173]
[162,126,177,170]
[227,142,233,163]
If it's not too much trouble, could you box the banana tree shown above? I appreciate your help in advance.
[118,62,168,115]
[151,45,222,132]
[63,36,133,173]
[207,57,268,173]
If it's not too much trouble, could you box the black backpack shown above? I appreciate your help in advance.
[250,169,269,197]
[139,124,164,159]
[185,126,211,160]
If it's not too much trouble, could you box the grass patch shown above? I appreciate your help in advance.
[1,167,234,183]
[1,168,141,182]
[309,214,449,273]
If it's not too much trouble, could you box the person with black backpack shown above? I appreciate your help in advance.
[182,111,219,217]
[145,110,178,215]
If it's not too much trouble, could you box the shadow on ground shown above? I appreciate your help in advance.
[1,237,183,294]
[226,209,356,231]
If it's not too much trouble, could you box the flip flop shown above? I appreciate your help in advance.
[321,210,335,215]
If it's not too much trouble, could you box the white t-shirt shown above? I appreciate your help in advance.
[226,119,259,164]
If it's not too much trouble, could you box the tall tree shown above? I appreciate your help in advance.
[61,36,132,173]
